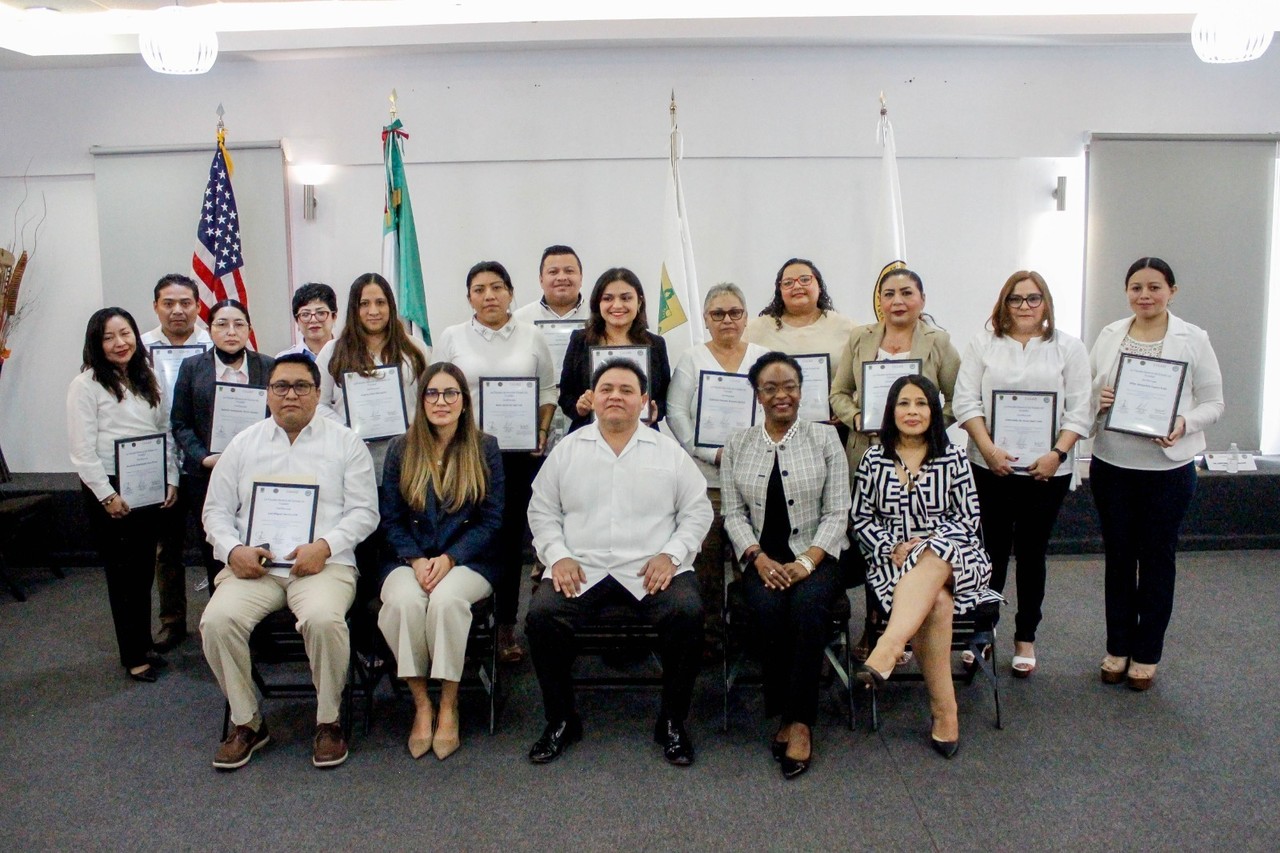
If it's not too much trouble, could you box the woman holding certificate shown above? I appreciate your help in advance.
[851,375,999,759]
[558,267,671,434]
[721,352,850,779]
[67,308,179,682]
[830,265,961,481]
[378,363,504,759]
[435,261,558,664]
[170,299,274,591]
[953,271,1092,678]
[667,284,769,655]
[316,272,431,482]
[1089,257,1223,691]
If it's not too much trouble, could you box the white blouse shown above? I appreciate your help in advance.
[952,329,1093,476]
[433,317,558,411]
[66,370,180,502]
[666,341,770,485]
[315,336,432,428]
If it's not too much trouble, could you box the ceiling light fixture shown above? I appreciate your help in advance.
[1191,7,1274,63]
[138,4,218,75]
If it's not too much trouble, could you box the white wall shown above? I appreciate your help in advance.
[2,43,1278,471]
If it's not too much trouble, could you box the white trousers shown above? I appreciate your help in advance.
[378,564,492,682]
[200,563,356,727]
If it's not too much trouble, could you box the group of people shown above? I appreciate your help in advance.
[65,247,1223,778]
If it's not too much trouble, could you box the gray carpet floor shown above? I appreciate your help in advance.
[1,551,1277,851]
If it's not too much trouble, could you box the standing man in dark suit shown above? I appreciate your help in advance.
[171,299,274,591]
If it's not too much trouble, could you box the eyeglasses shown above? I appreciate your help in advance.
[707,308,745,322]
[1004,294,1045,308]
[268,381,317,397]
[296,309,332,321]
[424,388,462,404]
[780,275,816,290]
[759,381,801,397]
[211,320,249,331]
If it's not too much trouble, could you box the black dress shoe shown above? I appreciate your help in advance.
[127,666,157,683]
[153,626,188,653]
[144,651,169,669]
[930,737,959,759]
[653,718,694,766]
[771,739,787,762]
[780,752,811,779]
[528,717,582,764]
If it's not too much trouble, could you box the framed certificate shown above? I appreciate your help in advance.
[114,433,167,509]
[534,320,586,379]
[694,371,756,448]
[479,376,540,451]
[209,382,269,453]
[860,358,923,433]
[343,365,409,441]
[1105,354,1188,438]
[589,345,650,381]
[246,481,320,575]
[149,344,206,409]
[991,390,1058,469]
[792,353,831,422]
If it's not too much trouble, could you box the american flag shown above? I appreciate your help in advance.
[192,135,257,348]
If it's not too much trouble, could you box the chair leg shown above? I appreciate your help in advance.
[221,701,231,740]
[0,551,27,602]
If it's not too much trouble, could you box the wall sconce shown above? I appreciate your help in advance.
[1052,176,1067,212]
[302,184,317,221]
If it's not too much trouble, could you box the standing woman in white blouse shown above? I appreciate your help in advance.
[667,283,769,655]
[953,271,1092,678]
[435,261,558,663]
[316,272,431,482]
[66,308,179,682]
[1089,257,1223,691]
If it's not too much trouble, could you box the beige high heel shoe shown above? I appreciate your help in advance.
[407,708,434,759]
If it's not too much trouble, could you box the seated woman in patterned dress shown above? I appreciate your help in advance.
[851,374,1000,759]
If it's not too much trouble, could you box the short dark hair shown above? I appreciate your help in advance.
[270,352,321,387]
[747,351,803,390]
[1125,257,1176,288]
[153,274,198,303]
[879,374,950,461]
[208,298,251,326]
[590,357,648,395]
[292,282,337,316]
[466,261,514,294]
[540,245,581,276]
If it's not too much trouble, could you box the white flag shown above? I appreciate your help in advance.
[658,120,703,364]
[871,106,907,322]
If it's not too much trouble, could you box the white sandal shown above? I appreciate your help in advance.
[1011,655,1037,678]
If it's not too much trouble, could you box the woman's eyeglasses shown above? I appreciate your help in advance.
[780,274,816,290]
[424,388,462,404]
[296,309,332,321]
[707,308,745,322]
[1004,294,1044,308]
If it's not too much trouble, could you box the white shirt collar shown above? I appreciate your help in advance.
[541,294,584,317]
[470,315,516,341]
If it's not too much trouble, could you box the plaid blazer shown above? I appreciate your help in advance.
[720,420,850,562]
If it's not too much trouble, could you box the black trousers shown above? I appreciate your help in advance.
[153,480,193,629]
[497,451,541,626]
[83,484,161,669]
[179,472,219,594]
[972,466,1071,643]
[526,573,704,724]
[1090,457,1197,665]
[742,559,842,726]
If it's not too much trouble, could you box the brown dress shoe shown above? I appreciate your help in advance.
[313,722,348,768]
[213,721,270,770]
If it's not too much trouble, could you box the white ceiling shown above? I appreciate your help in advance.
[0,1,1224,70]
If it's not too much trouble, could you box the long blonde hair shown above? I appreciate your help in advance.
[400,363,489,513]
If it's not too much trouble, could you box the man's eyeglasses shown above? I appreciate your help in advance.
[268,381,317,397]
[707,308,745,322]
[424,388,462,404]
[780,274,816,290]
[1004,294,1044,308]
[296,309,332,321]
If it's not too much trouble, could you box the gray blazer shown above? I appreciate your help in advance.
[720,420,850,562]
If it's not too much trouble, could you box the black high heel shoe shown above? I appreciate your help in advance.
[929,719,959,759]
[128,665,157,683]
[855,663,892,689]
[780,750,811,779]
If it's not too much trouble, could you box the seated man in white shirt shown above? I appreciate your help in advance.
[276,282,337,360]
[526,359,712,766]
[200,354,379,771]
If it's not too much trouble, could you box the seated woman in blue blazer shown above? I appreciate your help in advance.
[377,362,504,761]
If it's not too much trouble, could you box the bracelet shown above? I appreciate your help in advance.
[795,554,816,575]
[101,494,117,506]
[742,547,761,567]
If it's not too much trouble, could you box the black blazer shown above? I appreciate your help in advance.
[556,328,671,433]
[170,349,275,476]
[377,433,505,587]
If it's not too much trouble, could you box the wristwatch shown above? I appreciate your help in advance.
[1053,448,1068,463]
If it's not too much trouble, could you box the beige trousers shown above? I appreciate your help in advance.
[378,564,492,682]
[200,563,356,727]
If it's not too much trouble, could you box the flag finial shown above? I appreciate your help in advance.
[879,91,887,116]
[669,90,677,126]
[216,103,225,131]
[389,89,398,121]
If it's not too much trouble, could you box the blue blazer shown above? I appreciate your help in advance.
[170,348,275,476]
[377,432,505,587]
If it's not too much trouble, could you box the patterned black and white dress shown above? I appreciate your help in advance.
[852,443,1001,615]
